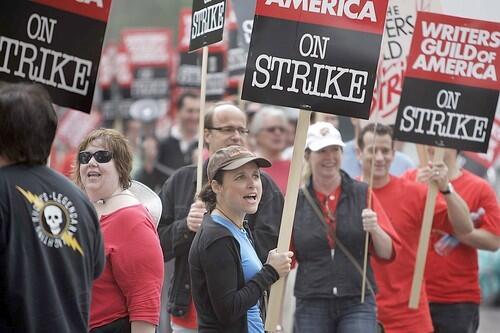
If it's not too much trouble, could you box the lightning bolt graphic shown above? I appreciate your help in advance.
[17,187,84,256]
[16,186,44,210]
[61,232,84,256]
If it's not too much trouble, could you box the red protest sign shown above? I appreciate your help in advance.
[405,12,500,91]
[394,12,500,153]
[242,0,389,119]
[256,0,386,34]
[31,0,111,22]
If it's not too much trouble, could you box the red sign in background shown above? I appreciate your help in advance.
[406,11,500,91]
[255,0,388,35]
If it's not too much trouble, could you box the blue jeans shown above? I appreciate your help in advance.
[430,302,479,333]
[294,295,377,333]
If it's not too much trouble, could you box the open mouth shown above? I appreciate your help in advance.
[87,171,101,179]
[243,194,258,203]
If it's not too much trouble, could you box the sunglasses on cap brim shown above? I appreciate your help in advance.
[78,150,113,164]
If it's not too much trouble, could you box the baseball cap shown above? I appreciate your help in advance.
[207,146,271,181]
[306,121,345,152]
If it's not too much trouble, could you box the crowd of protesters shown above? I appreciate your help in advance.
[1,81,500,333]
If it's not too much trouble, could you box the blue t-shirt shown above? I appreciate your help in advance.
[211,214,264,333]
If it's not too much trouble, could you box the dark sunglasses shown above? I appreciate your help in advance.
[78,150,113,164]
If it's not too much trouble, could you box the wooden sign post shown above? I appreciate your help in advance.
[188,0,227,192]
[393,12,500,308]
[409,148,444,308]
[265,110,311,331]
[196,46,209,193]
[240,1,391,328]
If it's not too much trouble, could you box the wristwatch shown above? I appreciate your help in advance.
[440,182,454,195]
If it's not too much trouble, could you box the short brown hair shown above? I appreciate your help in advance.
[0,83,57,165]
[358,123,394,150]
[73,128,132,190]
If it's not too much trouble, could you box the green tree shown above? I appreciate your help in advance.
[105,0,192,47]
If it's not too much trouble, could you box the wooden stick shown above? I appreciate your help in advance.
[408,147,444,308]
[238,76,244,110]
[196,47,209,194]
[416,144,430,167]
[265,110,311,332]
[361,119,379,303]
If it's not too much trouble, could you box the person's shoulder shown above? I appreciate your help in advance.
[458,169,494,191]
[165,164,197,186]
[106,204,156,229]
[196,216,234,247]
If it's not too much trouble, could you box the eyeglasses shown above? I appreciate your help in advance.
[78,150,113,164]
[207,126,249,135]
[263,126,286,134]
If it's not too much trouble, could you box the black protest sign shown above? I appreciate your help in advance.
[0,0,111,114]
[206,47,227,100]
[189,0,227,52]
[394,12,500,153]
[121,29,172,101]
[179,7,227,101]
[226,0,254,86]
[178,9,202,88]
[242,0,389,119]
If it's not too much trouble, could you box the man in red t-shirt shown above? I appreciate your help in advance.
[404,147,500,333]
[357,124,473,333]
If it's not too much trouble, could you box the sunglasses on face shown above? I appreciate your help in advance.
[78,150,113,164]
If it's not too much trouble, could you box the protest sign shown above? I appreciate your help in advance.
[463,115,500,169]
[120,28,172,121]
[189,0,227,52]
[178,8,227,101]
[394,12,500,153]
[370,0,442,124]
[121,28,172,100]
[0,0,111,113]
[227,0,255,77]
[242,0,389,119]
[177,9,201,89]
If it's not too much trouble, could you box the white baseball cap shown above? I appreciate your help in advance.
[306,121,345,152]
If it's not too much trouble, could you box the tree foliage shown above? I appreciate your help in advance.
[105,0,192,46]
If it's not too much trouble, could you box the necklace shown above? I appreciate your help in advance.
[93,190,135,205]
[214,207,244,230]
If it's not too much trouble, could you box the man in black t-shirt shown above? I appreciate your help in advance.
[0,83,105,333]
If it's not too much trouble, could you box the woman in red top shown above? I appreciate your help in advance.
[74,128,164,333]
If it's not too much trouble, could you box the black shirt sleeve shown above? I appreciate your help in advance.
[201,237,279,325]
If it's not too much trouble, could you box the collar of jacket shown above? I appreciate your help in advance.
[200,215,238,249]
[306,169,354,197]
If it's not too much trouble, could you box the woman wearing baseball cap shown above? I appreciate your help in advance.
[292,122,400,333]
[188,145,293,333]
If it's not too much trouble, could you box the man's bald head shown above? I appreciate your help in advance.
[204,103,248,154]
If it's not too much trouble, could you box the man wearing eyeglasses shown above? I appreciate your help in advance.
[0,82,105,333]
[158,102,284,333]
